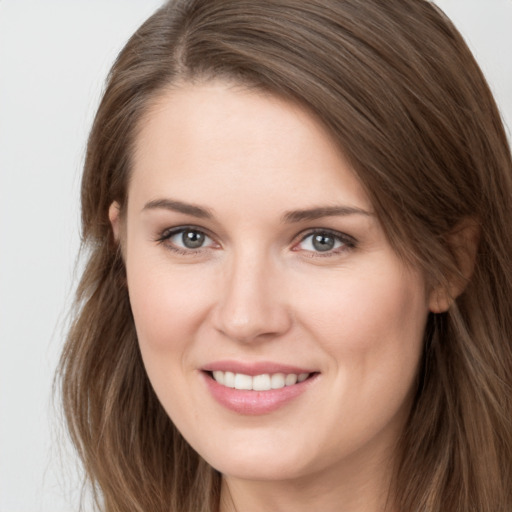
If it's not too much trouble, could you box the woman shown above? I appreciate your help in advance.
[58,0,512,511]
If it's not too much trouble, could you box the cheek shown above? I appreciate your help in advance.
[295,266,428,444]
[295,264,428,378]
[125,255,217,421]
[124,237,218,358]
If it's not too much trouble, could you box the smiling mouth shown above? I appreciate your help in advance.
[206,370,315,391]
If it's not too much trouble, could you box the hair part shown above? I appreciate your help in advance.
[58,1,512,511]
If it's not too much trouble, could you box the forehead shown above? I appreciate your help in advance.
[129,81,371,215]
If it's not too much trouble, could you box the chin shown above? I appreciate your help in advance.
[209,454,308,482]
[193,432,318,482]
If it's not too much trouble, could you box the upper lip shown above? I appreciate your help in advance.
[201,360,316,376]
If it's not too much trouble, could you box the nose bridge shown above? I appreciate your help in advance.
[214,245,291,342]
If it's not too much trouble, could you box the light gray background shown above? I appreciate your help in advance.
[0,1,511,511]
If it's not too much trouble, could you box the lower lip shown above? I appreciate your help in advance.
[202,372,317,415]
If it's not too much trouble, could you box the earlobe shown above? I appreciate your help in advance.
[428,219,480,313]
[428,289,452,314]
[108,201,121,241]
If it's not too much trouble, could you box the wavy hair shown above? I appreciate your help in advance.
[58,1,512,511]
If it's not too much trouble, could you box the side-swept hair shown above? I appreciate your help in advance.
[58,1,512,511]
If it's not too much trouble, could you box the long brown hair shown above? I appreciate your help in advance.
[58,1,512,510]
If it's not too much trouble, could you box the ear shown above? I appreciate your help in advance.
[108,201,122,241]
[429,219,480,313]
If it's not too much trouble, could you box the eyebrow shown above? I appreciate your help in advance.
[282,205,373,223]
[142,198,213,218]
[142,198,372,223]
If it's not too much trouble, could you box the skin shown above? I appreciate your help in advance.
[110,81,439,512]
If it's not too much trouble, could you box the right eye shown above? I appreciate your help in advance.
[157,227,217,253]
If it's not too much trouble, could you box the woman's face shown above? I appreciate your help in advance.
[113,81,431,484]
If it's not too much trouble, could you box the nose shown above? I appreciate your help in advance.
[212,250,292,343]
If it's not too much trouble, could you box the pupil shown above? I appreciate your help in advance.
[312,234,334,252]
[182,230,205,249]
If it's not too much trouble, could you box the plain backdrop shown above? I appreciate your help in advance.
[0,1,511,511]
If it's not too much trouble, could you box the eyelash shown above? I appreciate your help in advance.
[155,226,357,257]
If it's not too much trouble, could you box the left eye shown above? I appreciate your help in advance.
[296,231,349,253]
[162,228,215,250]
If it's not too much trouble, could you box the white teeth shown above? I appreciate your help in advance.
[234,373,252,390]
[212,370,224,385]
[285,373,297,386]
[224,371,235,388]
[253,374,271,391]
[271,373,286,389]
[211,371,311,390]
